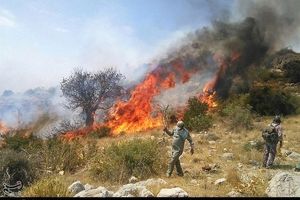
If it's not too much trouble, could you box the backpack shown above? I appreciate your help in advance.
[262,124,279,143]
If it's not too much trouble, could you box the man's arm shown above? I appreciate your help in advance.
[278,125,283,148]
[186,132,194,155]
[163,127,173,136]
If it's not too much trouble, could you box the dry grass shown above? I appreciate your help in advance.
[21,114,300,197]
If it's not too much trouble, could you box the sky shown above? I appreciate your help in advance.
[0,0,234,93]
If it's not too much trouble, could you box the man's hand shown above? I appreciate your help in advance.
[190,148,194,155]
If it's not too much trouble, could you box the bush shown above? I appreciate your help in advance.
[39,137,85,173]
[0,150,38,196]
[89,138,167,183]
[222,103,253,130]
[4,132,43,153]
[249,86,297,115]
[22,176,71,197]
[183,97,213,131]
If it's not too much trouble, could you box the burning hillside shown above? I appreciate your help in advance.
[105,16,272,135]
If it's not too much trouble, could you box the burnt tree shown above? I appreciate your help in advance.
[61,68,124,126]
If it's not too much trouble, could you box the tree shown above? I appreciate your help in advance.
[61,68,124,126]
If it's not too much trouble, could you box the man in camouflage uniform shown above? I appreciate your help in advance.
[163,121,194,177]
[262,115,283,169]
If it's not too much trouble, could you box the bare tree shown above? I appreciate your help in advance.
[60,68,125,126]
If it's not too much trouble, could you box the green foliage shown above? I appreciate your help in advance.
[249,86,297,115]
[4,133,43,153]
[0,149,38,195]
[40,137,85,173]
[89,138,167,183]
[88,126,111,138]
[22,176,71,197]
[183,97,213,131]
[222,102,253,130]
[283,60,300,83]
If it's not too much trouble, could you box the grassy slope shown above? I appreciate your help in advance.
[59,114,300,197]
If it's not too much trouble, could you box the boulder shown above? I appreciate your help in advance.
[74,186,113,197]
[266,171,300,197]
[113,184,154,197]
[288,152,300,160]
[135,178,167,187]
[157,187,188,197]
[68,181,85,194]
[222,153,234,160]
[84,184,95,191]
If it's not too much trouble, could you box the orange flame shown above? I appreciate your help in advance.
[0,121,9,135]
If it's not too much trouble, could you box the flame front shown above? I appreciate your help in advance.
[107,73,162,134]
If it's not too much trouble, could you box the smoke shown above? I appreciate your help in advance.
[0,87,73,130]
[233,0,300,51]
[153,0,300,106]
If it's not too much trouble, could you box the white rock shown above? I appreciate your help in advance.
[288,152,300,160]
[68,181,85,194]
[84,184,95,191]
[150,136,155,140]
[113,184,154,197]
[238,163,243,168]
[135,178,167,187]
[227,190,243,197]
[266,171,300,197]
[157,187,188,197]
[214,178,226,185]
[222,153,234,160]
[191,179,198,184]
[208,141,216,145]
[74,186,113,197]
[58,170,64,175]
[129,176,138,183]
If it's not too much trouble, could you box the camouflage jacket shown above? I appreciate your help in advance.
[166,127,194,152]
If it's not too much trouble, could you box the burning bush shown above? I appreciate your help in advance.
[88,126,111,139]
[22,176,71,197]
[183,97,213,132]
[249,86,297,115]
[89,138,167,183]
[0,149,38,196]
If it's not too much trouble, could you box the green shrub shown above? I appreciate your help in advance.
[4,132,43,152]
[40,137,85,173]
[222,103,253,130]
[183,97,213,131]
[89,138,167,183]
[0,149,38,195]
[249,86,297,115]
[22,176,71,197]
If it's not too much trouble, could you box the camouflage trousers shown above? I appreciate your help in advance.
[263,143,277,167]
[167,150,184,176]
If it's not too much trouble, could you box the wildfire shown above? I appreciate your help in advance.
[106,60,195,135]
[0,121,9,135]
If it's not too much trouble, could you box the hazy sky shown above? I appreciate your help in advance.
[0,0,236,93]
